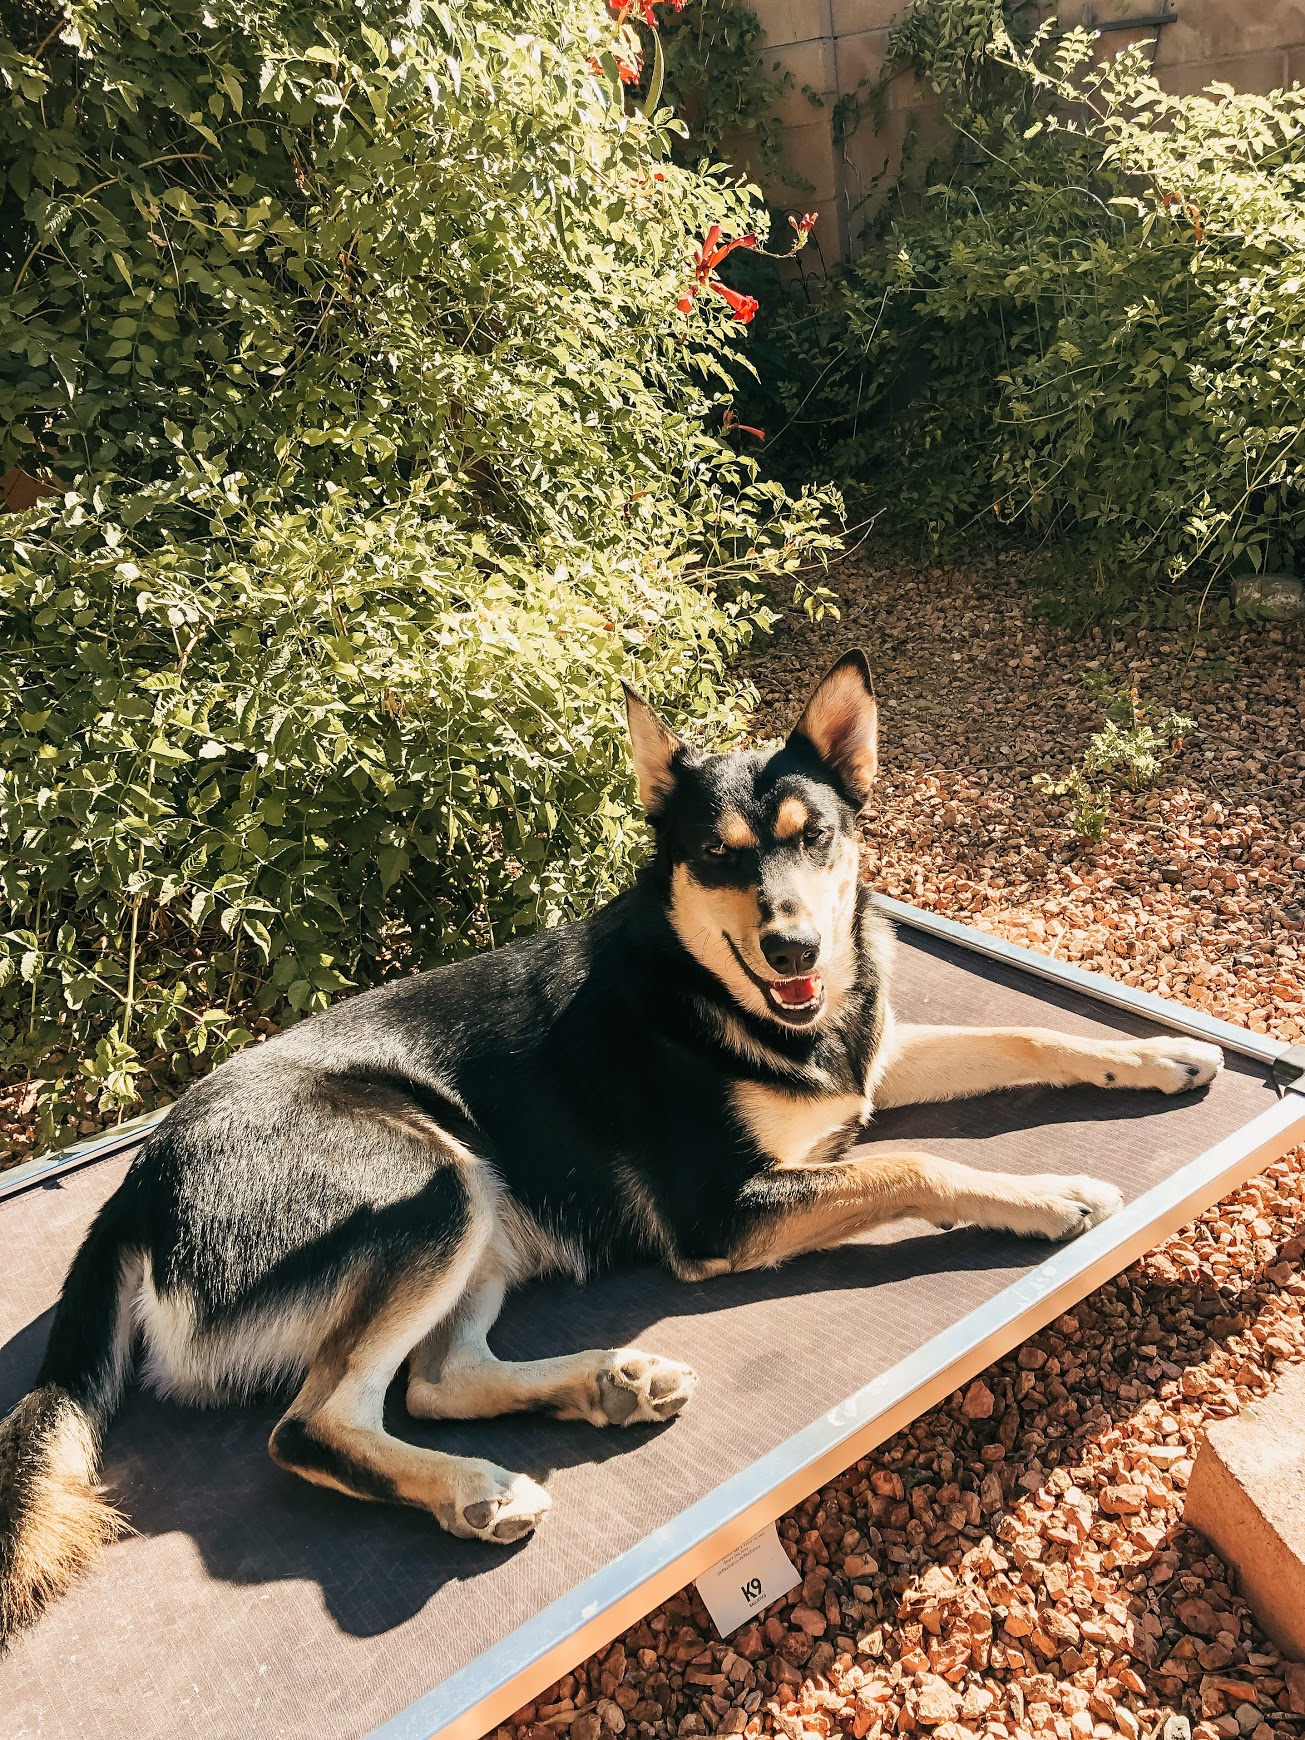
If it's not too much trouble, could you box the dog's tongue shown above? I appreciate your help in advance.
[773,975,821,1007]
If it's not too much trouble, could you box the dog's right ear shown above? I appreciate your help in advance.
[622,682,684,817]
[788,649,878,810]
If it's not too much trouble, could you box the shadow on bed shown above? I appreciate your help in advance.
[0,1074,1227,1640]
[1,1223,1015,1637]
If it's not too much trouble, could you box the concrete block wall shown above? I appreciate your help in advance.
[743,0,1305,254]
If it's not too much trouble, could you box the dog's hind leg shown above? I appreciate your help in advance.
[267,1217,551,1544]
[712,1148,1123,1273]
[406,1272,696,1429]
[872,1021,1222,1109]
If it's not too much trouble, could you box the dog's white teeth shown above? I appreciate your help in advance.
[767,987,821,1011]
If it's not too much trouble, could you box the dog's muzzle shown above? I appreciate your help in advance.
[724,934,827,1026]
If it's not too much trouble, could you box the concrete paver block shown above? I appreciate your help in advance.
[759,116,839,206]
[768,34,839,129]
[834,25,889,95]
[752,0,833,51]
[1185,1359,1305,1663]
[1155,0,1305,67]
[830,0,902,34]
[1158,49,1291,95]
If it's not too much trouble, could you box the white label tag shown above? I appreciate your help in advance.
[694,1523,800,1637]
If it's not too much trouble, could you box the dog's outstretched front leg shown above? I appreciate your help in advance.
[720,1150,1123,1272]
[873,1022,1222,1110]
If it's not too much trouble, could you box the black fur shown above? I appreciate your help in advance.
[268,1418,401,1504]
[6,653,890,1517]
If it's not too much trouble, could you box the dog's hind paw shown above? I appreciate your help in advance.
[1011,1175,1124,1241]
[590,1349,698,1427]
[438,1462,552,1544]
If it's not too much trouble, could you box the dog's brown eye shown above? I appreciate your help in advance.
[703,838,731,858]
[804,824,833,849]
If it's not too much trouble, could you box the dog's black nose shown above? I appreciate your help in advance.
[761,931,820,977]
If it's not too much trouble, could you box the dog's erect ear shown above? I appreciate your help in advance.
[788,650,878,809]
[622,682,685,817]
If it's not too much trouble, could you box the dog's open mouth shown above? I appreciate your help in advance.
[767,974,824,1014]
[724,936,827,1026]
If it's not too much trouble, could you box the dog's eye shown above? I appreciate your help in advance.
[702,837,732,858]
[803,824,834,849]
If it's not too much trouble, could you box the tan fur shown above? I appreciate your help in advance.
[496,1196,589,1286]
[405,1265,697,1429]
[718,809,758,850]
[774,795,810,840]
[792,664,878,804]
[672,1255,734,1282]
[729,1150,1123,1272]
[623,687,683,814]
[0,1397,125,1639]
[871,1023,1224,1109]
[668,862,773,1024]
[137,1264,336,1404]
[274,1374,552,1544]
[780,837,861,991]
[731,1079,867,1168]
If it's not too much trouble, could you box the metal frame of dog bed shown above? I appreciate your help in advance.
[3,900,1303,1740]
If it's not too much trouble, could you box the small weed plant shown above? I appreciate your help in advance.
[1036,677,1195,842]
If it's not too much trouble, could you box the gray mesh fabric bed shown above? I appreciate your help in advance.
[3,904,1303,1740]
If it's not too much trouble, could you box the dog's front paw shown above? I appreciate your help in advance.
[1011,1175,1124,1241]
[1107,1037,1223,1095]
[591,1349,698,1427]
[437,1461,552,1544]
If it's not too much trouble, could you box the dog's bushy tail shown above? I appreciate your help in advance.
[0,1191,140,1642]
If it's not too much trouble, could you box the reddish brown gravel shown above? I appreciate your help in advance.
[492,556,1305,1740]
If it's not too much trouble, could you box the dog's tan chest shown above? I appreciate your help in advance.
[731,1080,868,1168]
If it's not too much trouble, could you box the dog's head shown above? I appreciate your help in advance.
[624,651,877,1030]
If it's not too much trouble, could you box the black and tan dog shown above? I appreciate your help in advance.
[0,652,1222,1636]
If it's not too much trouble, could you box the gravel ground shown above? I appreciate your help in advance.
[492,555,1305,1740]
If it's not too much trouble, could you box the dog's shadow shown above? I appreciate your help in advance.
[1,1222,1017,1638]
[0,1079,1218,1639]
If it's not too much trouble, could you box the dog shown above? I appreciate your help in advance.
[0,650,1223,1638]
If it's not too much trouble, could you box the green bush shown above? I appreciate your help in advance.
[0,0,838,1147]
[756,1,1305,618]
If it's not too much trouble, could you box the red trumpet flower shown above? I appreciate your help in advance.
[723,409,765,440]
[710,279,758,324]
[677,226,759,323]
[610,0,685,22]
[694,224,757,281]
[587,51,641,82]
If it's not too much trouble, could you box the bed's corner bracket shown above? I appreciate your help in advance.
[1271,1044,1305,1099]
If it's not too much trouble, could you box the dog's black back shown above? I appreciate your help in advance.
[116,651,889,1323]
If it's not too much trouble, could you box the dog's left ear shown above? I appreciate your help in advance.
[788,650,878,809]
[622,682,685,817]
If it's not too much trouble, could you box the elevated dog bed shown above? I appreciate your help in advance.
[3,903,1302,1740]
